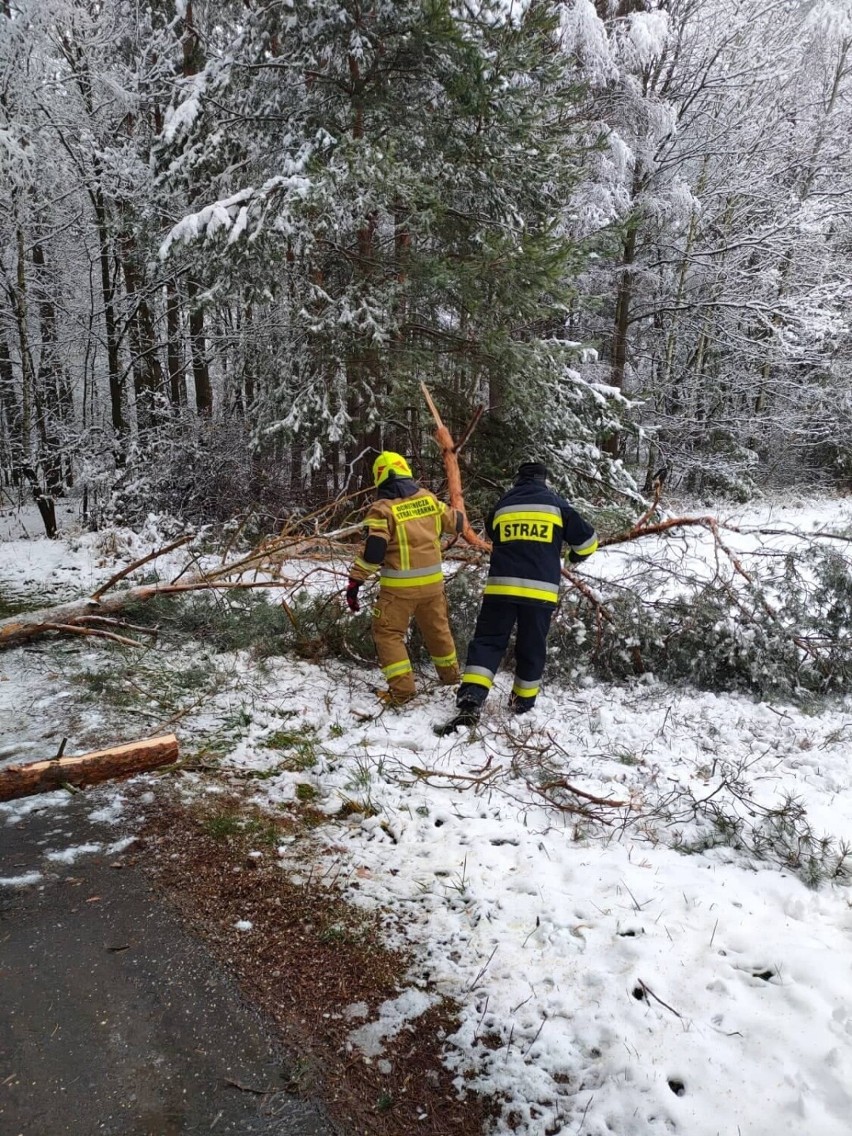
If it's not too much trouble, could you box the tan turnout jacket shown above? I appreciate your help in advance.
[349,488,463,597]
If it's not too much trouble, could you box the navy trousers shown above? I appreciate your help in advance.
[457,598,553,709]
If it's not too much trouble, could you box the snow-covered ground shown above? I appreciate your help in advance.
[2,497,852,1136]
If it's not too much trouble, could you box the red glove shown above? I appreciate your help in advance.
[345,578,361,613]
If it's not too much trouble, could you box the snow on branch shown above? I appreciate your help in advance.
[158,176,311,259]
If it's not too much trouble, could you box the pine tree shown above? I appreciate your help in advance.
[158,1,634,501]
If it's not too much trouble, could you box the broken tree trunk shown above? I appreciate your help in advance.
[420,383,491,552]
[0,586,167,649]
[0,579,297,651]
[0,734,179,802]
[0,516,364,652]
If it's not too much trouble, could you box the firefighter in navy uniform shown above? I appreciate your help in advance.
[346,451,465,705]
[436,461,597,734]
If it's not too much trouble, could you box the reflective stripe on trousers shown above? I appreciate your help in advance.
[380,563,444,588]
[458,598,553,707]
[372,587,459,697]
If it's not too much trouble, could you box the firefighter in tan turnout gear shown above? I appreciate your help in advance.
[346,451,465,705]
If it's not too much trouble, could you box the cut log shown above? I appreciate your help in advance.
[0,734,179,802]
[420,382,491,552]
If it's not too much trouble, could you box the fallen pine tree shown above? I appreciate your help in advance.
[2,389,852,703]
[0,387,488,651]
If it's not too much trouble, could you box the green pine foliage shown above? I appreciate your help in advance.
[156,0,633,496]
[546,542,852,700]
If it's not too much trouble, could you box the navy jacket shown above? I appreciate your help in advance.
[483,477,598,605]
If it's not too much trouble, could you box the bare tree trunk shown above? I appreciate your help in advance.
[32,242,72,493]
[165,277,186,408]
[182,0,204,76]
[343,40,384,490]
[54,34,127,441]
[186,276,213,414]
[607,215,638,457]
[13,226,34,463]
[92,183,126,437]
[21,463,57,538]
[0,331,23,479]
[240,300,256,413]
[329,441,340,496]
[120,242,166,430]
[284,437,299,499]
[178,2,213,416]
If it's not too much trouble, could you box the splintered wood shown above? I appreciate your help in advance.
[420,382,491,552]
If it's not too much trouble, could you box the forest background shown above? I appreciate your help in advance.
[4,9,852,1131]
[2,0,850,538]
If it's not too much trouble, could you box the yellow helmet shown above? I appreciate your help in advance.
[372,451,412,487]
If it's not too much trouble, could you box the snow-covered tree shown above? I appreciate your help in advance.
[157,0,634,499]
[565,0,852,496]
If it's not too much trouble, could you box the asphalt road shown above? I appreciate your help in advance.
[0,788,335,1136]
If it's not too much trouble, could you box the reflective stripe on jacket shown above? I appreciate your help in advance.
[349,486,463,595]
[483,480,597,605]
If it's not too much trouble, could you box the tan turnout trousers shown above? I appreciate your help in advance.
[372,585,459,699]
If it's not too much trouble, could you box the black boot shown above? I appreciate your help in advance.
[433,700,481,737]
[509,692,536,715]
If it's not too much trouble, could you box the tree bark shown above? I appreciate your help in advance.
[57,34,126,438]
[13,226,34,462]
[32,242,73,493]
[120,240,166,429]
[21,463,57,538]
[0,330,23,474]
[606,209,638,457]
[165,277,186,408]
[94,176,124,436]
[187,276,213,414]
[179,2,212,416]
[0,734,179,802]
